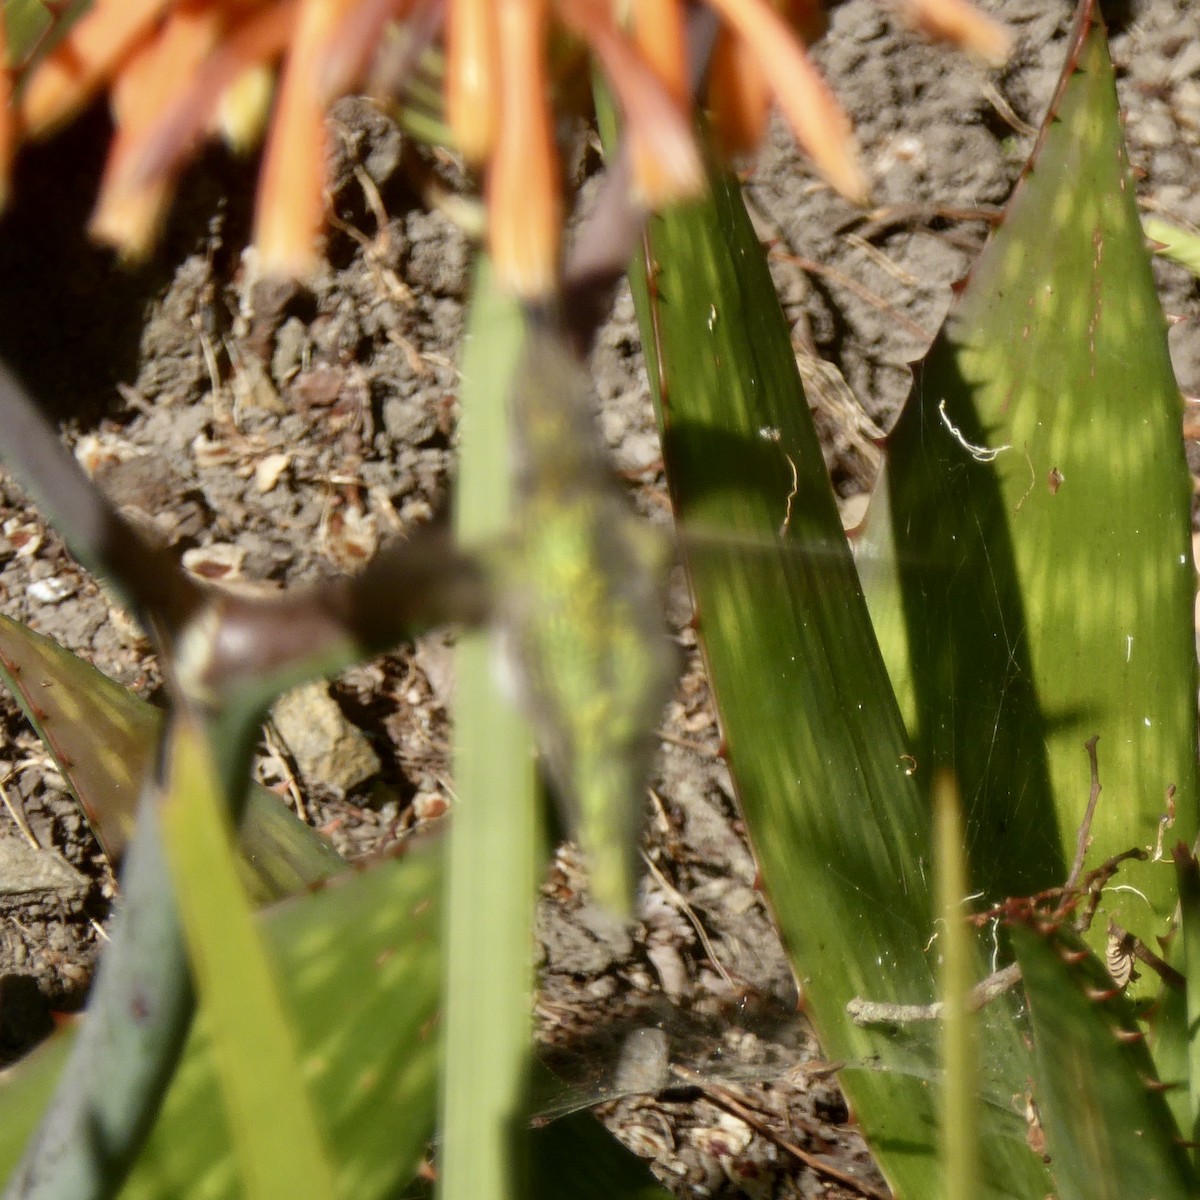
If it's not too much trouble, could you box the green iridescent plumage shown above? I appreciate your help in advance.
[498,325,676,917]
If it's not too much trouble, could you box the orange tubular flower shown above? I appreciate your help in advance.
[19,0,173,139]
[253,0,360,276]
[899,0,1012,66]
[446,0,498,164]
[630,0,688,107]
[706,25,772,160]
[705,0,867,204]
[6,0,1010,293]
[557,0,703,209]
[488,0,560,299]
[91,6,225,258]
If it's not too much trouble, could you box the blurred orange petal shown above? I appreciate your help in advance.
[706,26,771,159]
[488,0,559,297]
[91,6,224,258]
[314,0,412,103]
[0,21,13,211]
[558,0,704,207]
[630,0,687,107]
[897,0,1012,66]
[255,0,358,276]
[782,0,826,45]
[20,0,171,138]
[447,0,498,163]
[124,1,297,195]
[705,0,867,203]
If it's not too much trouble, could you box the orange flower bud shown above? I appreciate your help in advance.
[91,6,222,259]
[705,0,867,204]
[254,0,358,277]
[21,0,171,138]
[488,0,560,298]
[631,0,687,107]
[559,0,704,207]
[706,27,771,160]
[0,21,12,212]
[898,0,1012,67]
[447,0,498,163]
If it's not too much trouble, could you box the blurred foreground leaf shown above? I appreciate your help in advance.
[440,264,540,1200]
[157,716,336,1199]
[0,844,444,1200]
[0,612,344,898]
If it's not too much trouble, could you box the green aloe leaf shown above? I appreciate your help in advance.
[1144,216,1200,279]
[0,843,445,1200]
[0,611,344,898]
[1013,924,1194,1198]
[0,831,672,1200]
[2,0,89,70]
[124,848,445,1200]
[883,8,1197,940]
[157,715,337,1200]
[631,175,1049,1196]
[0,611,155,857]
[1173,846,1200,1158]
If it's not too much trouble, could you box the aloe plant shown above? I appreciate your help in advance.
[628,2,1197,1195]
[0,1,1196,1199]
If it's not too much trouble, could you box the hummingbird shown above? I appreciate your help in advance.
[496,322,677,918]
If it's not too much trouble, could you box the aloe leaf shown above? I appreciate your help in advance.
[1013,924,1194,1198]
[1144,216,1200,279]
[124,847,444,1200]
[632,178,1050,1196]
[157,715,337,1199]
[0,611,344,897]
[0,611,155,858]
[883,7,1197,937]
[0,842,444,1199]
[2,0,89,70]
[1173,847,1200,1157]
[1,785,192,1200]
[0,836,672,1200]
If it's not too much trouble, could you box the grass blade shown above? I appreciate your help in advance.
[440,262,540,1200]
[934,773,978,1199]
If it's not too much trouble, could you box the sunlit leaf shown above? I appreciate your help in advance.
[632,169,1049,1197]
[883,7,1197,945]
[157,716,337,1200]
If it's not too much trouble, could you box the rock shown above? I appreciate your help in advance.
[0,834,88,897]
[269,681,381,795]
